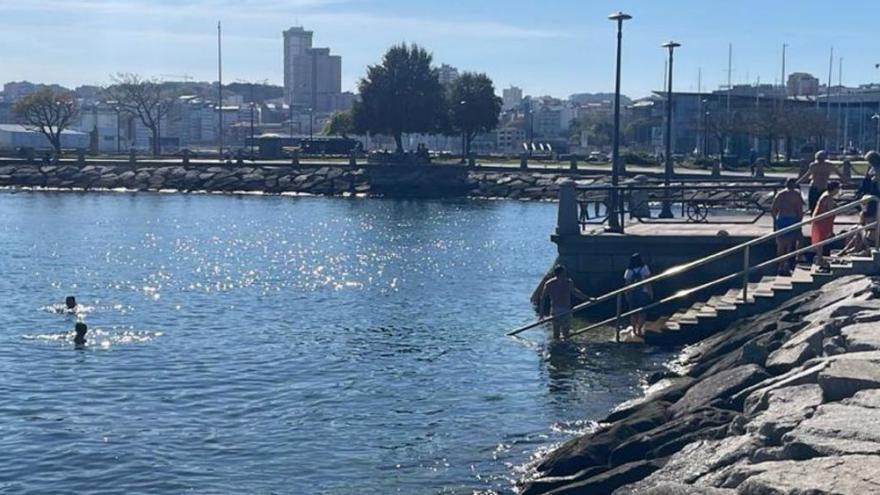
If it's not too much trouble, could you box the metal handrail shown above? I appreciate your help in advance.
[507,194,879,337]
[570,218,880,338]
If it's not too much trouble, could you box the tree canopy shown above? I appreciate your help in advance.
[447,72,502,156]
[323,110,354,139]
[13,88,78,154]
[352,43,445,152]
[105,73,175,155]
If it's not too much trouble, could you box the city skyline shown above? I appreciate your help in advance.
[1,0,880,99]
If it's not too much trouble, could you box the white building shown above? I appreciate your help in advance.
[438,64,460,86]
[503,86,523,110]
[74,106,119,153]
[0,124,88,150]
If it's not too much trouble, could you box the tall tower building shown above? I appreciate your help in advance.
[283,26,342,113]
[283,27,313,105]
[437,64,460,86]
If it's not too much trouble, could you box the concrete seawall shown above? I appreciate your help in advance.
[0,161,609,201]
[520,275,880,494]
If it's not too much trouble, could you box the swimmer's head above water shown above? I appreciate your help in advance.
[74,322,87,345]
[65,296,77,310]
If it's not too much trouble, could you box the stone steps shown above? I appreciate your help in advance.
[644,250,880,346]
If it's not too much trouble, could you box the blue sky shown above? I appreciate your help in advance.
[1,0,878,98]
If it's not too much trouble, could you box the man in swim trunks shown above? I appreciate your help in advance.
[771,178,805,276]
[798,151,846,213]
[538,265,588,340]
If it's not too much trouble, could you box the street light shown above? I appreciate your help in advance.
[459,100,467,162]
[607,11,632,233]
[659,40,681,219]
[872,114,880,151]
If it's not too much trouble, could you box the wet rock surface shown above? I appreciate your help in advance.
[521,276,880,494]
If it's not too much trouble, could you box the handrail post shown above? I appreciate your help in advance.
[742,245,750,301]
[615,293,622,342]
[874,198,880,249]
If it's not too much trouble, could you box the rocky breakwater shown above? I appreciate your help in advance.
[467,171,602,201]
[521,275,880,494]
[0,163,373,195]
[0,162,608,200]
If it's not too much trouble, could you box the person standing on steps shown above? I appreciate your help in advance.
[770,178,806,276]
[624,253,653,338]
[811,181,841,273]
[538,265,588,340]
[798,151,847,214]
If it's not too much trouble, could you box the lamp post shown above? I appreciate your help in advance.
[608,11,632,233]
[659,41,681,219]
[459,100,467,162]
[873,114,880,151]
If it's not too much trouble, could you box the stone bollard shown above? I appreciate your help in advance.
[570,157,578,171]
[77,149,85,166]
[842,160,852,182]
[291,150,300,167]
[627,175,652,219]
[520,154,528,169]
[349,152,357,166]
[755,158,765,178]
[129,149,136,165]
[182,149,190,165]
[711,160,721,177]
[556,180,579,236]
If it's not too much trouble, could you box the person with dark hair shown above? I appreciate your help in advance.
[538,265,587,340]
[811,181,841,272]
[624,253,653,337]
[798,150,846,213]
[770,178,806,275]
[861,151,880,220]
[65,296,78,312]
[73,322,88,347]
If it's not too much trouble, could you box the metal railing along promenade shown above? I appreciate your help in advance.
[576,180,860,230]
[509,195,880,340]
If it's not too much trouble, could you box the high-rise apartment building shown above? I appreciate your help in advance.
[283,26,342,114]
[502,86,523,110]
[437,64,460,86]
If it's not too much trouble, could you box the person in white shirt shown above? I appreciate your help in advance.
[623,253,653,337]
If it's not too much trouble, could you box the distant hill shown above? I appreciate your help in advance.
[569,92,632,106]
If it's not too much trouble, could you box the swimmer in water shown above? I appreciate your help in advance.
[65,296,78,313]
[74,322,87,346]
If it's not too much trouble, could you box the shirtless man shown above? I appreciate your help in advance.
[538,265,588,340]
[798,151,846,213]
[770,178,806,276]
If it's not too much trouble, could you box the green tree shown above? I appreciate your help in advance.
[13,88,78,155]
[352,43,445,152]
[570,112,614,148]
[448,72,502,157]
[323,110,354,139]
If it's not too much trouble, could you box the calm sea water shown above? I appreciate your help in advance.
[0,190,672,494]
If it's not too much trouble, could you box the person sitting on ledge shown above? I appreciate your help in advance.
[538,265,588,340]
[65,296,78,313]
[73,322,88,347]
